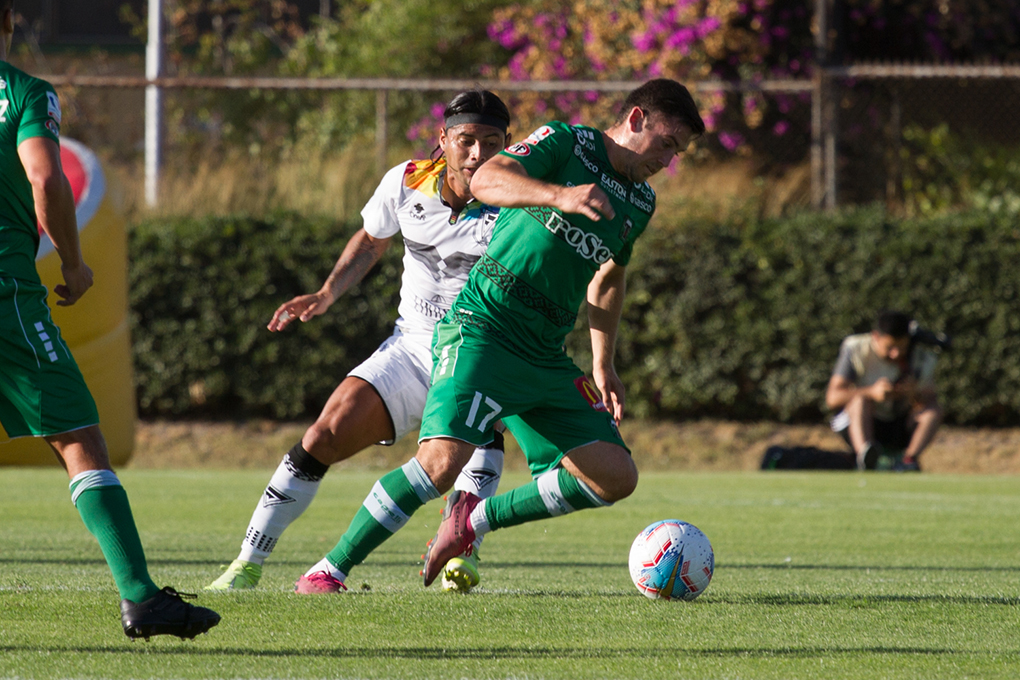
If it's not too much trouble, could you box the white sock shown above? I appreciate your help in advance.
[305,557,347,582]
[454,445,504,498]
[238,449,326,564]
[469,500,491,538]
[454,440,503,550]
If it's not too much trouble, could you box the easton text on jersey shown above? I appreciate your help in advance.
[601,172,627,201]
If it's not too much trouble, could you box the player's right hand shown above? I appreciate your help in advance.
[869,377,895,403]
[556,184,616,222]
[267,292,332,331]
[54,261,94,306]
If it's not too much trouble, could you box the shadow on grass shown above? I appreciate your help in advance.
[0,644,995,659]
[709,593,1020,606]
[9,557,1020,573]
[726,563,1020,573]
[0,557,338,568]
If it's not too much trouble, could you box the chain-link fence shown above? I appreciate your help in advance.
[830,68,1020,213]
[26,67,1020,217]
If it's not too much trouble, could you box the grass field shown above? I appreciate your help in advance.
[2,468,1018,679]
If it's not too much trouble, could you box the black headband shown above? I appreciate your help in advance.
[444,113,509,133]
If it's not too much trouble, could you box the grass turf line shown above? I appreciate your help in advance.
[1,469,1018,679]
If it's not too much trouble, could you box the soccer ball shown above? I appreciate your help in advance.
[628,519,714,601]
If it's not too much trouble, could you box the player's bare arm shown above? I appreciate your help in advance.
[470,154,616,221]
[587,259,627,423]
[17,136,92,306]
[825,374,894,410]
[268,229,392,331]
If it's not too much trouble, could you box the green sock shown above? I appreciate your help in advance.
[326,459,440,574]
[71,471,160,603]
[484,468,609,531]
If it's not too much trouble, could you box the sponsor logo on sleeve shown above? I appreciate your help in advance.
[506,142,531,156]
[574,375,608,412]
[524,125,554,145]
[46,91,61,122]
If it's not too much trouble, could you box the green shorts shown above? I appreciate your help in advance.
[0,277,99,439]
[420,320,628,477]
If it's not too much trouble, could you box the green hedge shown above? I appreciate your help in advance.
[594,206,1020,425]
[130,214,401,418]
[131,208,1020,424]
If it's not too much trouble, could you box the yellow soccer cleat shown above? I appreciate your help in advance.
[205,559,262,591]
[441,549,480,593]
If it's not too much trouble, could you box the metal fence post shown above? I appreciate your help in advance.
[376,88,388,176]
[144,0,164,208]
[811,0,827,209]
[823,73,837,210]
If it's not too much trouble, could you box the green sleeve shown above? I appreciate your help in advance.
[498,121,574,180]
[16,80,60,147]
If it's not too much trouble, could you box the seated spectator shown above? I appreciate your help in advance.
[826,310,943,471]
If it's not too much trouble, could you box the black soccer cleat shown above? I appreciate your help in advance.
[120,587,221,640]
[858,442,884,471]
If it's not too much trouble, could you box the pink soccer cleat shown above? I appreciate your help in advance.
[294,571,348,594]
[422,491,480,587]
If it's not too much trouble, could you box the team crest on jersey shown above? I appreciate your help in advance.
[619,217,634,241]
[475,206,499,247]
[46,92,61,122]
[506,142,531,156]
[45,119,59,136]
[411,203,426,220]
[0,78,6,90]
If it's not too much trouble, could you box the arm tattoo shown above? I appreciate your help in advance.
[325,235,385,300]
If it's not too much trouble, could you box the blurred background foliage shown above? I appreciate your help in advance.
[107,0,1020,168]
[132,209,1020,425]
[13,1,1020,423]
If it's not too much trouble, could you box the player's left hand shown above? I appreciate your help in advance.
[593,366,625,425]
[55,261,94,306]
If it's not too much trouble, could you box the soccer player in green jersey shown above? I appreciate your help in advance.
[0,1,219,639]
[303,78,704,589]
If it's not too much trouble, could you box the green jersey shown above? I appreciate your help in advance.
[0,61,61,284]
[451,120,656,362]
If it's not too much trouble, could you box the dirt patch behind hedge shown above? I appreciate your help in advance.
[130,419,1020,475]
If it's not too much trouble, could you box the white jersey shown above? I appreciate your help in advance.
[361,159,499,336]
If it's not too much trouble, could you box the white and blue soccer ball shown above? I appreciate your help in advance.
[628,519,714,601]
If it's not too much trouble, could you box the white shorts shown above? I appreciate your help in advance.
[348,328,433,443]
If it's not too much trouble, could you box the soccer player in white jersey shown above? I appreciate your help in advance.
[206,90,511,593]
